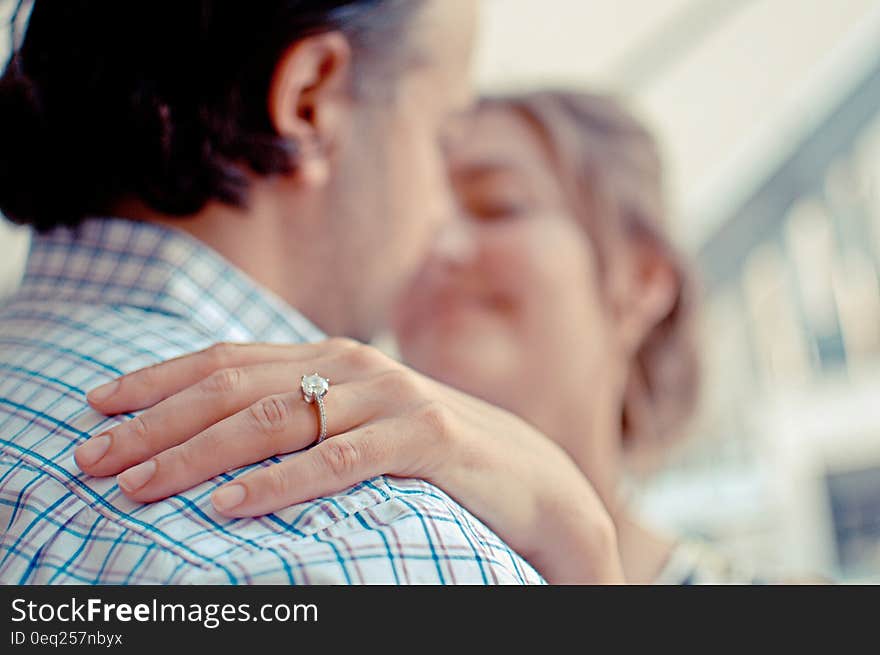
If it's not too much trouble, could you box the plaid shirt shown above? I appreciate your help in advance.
[0,217,543,585]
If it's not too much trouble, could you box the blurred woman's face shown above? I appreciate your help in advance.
[392,106,626,459]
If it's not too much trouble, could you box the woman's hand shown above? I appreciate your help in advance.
[76,339,623,583]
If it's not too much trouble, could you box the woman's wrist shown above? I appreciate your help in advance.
[530,478,625,584]
[546,519,624,584]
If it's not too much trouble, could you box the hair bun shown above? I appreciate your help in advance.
[0,63,53,227]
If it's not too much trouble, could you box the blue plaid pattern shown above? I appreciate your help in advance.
[0,217,544,584]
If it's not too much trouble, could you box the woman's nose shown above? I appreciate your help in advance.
[430,216,477,268]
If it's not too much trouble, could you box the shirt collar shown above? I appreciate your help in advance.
[19,217,325,344]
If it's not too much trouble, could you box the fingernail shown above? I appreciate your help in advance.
[87,380,120,404]
[74,434,111,468]
[117,460,157,493]
[212,484,246,512]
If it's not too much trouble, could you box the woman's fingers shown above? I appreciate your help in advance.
[209,421,403,517]
[75,344,386,477]
[86,339,360,415]
[78,360,293,476]
[112,380,375,502]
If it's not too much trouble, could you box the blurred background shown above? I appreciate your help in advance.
[476,0,880,582]
[4,0,880,581]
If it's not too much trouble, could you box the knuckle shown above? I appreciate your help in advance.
[122,362,162,396]
[122,413,161,455]
[264,464,292,498]
[345,343,387,371]
[415,400,454,445]
[318,438,360,478]
[206,342,238,369]
[200,367,243,395]
[174,441,201,472]
[136,363,162,388]
[380,368,421,401]
[248,394,292,435]
[128,413,150,442]
[326,337,359,352]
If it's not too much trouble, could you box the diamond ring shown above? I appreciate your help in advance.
[301,373,330,444]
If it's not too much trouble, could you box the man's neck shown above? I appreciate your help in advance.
[112,192,335,333]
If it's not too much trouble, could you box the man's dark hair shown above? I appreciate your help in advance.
[0,0,424,231]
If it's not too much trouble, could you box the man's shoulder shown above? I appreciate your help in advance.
[182,475,543,585]
[0,295,214,458]
[0,300,542,585]
[0,295,216,375]
[0,459,541,584]
[0,294,211,448]
[0,297,211,584]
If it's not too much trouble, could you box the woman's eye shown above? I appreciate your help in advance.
[471,198,530,221]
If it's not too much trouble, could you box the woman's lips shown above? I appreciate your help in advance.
[399,288,515,336]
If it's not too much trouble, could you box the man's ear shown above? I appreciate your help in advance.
[267,31,353,188]
[611,234,679,355]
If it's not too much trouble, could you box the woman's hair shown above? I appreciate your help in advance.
[483,91,701,451]
[0,0,423,231]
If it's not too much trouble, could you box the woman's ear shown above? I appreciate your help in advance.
[267,31,353,188]
[611,233,679,355]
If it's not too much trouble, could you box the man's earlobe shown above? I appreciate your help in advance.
[296,154,331,188]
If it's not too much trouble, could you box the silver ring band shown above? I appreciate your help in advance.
[315,395,327,444]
